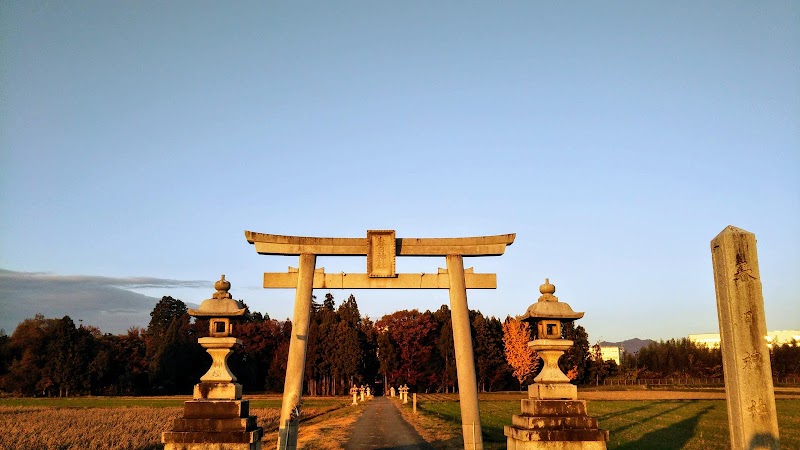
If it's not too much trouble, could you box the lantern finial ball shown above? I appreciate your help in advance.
[214,275,232,299]
[540,278,556,296]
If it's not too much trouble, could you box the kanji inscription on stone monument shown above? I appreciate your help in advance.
[710,226,779,449]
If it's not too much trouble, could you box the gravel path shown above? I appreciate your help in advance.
[344,396,434,450]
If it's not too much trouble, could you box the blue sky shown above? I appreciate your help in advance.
[1,2,798,341]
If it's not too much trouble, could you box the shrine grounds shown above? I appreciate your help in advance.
[399,390,800,449]
[1,389,799,449]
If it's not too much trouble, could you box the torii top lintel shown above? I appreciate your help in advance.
[244,230,515,257]
[244,230,515,289]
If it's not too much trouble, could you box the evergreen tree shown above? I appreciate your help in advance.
[359,316,380,392]
[148,296,188,336]
[146,296,196,394]
[474,314,510,392]
[0,329,10,381]
[338,294,361,327]
[433,305,456,393]
[771,340,800,378]
[561,322,591,385]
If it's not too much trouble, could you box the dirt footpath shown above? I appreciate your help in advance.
[345,396,434,450]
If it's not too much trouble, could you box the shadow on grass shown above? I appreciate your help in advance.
[614,405,713,450]
[609,400,696,436]
[597,401,669,422]
[481,423,515,446]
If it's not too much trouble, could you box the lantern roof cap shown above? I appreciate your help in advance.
[517,278,584,321]
[188,275,246,318]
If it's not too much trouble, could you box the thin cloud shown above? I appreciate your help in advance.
[0,269,209,290]
[0,269,207,334]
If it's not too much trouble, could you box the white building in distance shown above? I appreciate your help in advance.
[688,330,800,349]
[598,346,621,365]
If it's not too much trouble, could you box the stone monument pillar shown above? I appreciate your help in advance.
[504,279,608,449]
[711,226,779,449]
[162,276,263,450]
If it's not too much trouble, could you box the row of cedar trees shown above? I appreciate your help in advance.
[616,337,800,381]
[2,293,796,397]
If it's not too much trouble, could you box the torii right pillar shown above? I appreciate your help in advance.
[711,226,779,449]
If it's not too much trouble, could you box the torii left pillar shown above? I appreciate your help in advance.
[245,229,515,450]
[277,253,316,450]
[447,254,482,448]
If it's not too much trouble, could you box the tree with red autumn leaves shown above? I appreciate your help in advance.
[375,309,437,386]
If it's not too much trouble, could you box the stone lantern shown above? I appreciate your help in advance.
[188,275,247,400]
[162,275,263,450]
[399,385,409,404]
[518,278,584,400]
[504,278,608,450]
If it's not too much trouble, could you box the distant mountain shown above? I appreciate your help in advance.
[599,338,655,354]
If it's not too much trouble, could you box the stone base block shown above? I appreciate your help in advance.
[511,415,598,430]
[165,399,263,450]
[507,437,607,450]
[520,400,587,416]
[506,399,608,450]
[162,431,262,450]
[171,416,257,432]
[529,383,577,400]
[184,400,250,419]
[504,425,608,442]
[194,382,243,400]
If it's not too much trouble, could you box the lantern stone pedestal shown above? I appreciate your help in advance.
[504,279,608,450]
[194,337,244,400]
[527,339,577,401]
[162,276,263,450]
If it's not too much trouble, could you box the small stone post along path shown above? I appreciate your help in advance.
[345,396,434,450]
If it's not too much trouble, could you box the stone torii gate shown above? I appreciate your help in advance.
[245,229,515,450]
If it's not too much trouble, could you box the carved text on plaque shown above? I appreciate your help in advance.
[367,230,396,278]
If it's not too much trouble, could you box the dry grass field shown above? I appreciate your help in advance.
[0,396,354,450]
